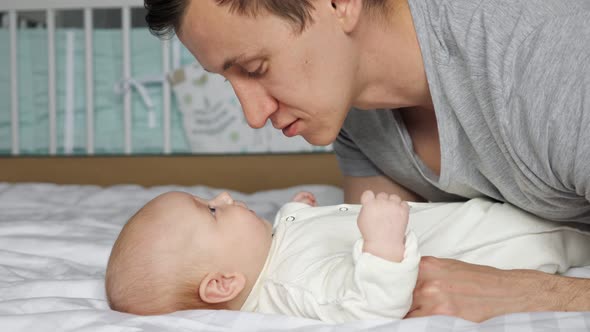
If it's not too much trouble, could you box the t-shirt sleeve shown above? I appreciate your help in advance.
[262,231,420,323]
[504,13,590,219]
[333,127,383,177]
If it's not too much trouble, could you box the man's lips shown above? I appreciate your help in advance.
[281,119,300,137]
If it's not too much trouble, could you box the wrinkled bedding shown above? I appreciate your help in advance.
[0,183,588,332]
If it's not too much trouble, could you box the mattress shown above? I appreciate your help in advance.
[0,182,589,331]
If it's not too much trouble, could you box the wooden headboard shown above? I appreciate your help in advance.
[0,153,343,193]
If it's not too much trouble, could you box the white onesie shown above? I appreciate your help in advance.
[240,198,590,323]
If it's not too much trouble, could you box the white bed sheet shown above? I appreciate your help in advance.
[0,182,589,332]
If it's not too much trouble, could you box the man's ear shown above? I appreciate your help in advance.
[199,272,246,304]
[330,0,363,33]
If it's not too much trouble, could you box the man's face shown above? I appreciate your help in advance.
[178,0,358,146]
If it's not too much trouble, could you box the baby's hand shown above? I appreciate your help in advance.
[357,190,410,262]
[292,191,317,206]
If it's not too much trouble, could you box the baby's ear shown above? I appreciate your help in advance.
[199,272,246,304]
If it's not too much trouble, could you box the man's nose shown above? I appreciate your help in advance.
[231,79,278,129]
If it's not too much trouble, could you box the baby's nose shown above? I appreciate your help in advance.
[211,192,234,205]
[234,200,247,208]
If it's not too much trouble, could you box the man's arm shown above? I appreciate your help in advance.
[406,257,590,322]
[343,175,424,204]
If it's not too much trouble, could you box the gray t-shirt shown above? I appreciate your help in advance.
[334,0,590,223]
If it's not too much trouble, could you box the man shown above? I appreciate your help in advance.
[144,0,590,322]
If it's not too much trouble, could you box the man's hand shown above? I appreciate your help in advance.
[406,256,590,322]
[357,190,410,262]
[292,191,317,206]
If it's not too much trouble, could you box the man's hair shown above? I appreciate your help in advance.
[144,0,389,38]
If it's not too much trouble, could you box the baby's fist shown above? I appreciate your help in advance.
[357,190,410,262]
[292,191,317,206]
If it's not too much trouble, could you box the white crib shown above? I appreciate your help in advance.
[1,0,174,156]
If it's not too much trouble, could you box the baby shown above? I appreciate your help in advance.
[105,190,590,323]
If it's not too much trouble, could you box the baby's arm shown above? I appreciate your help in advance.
[357,190,410,262]
[266,191,419,322]
[262,229,420,322]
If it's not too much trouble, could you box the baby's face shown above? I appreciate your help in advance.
[163,191,274,269]
[107,191,274,314]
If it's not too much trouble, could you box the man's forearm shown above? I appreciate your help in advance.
[500,269,590,313]
[527,270,590,312]
[558,275,590,312]
[408,258,590,321]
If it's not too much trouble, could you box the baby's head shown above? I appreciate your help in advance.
[105,191,273,315]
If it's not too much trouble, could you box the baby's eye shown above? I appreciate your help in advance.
[208,206,216,216]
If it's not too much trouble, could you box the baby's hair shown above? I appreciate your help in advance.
[105,201,223,315]
[106,257,211,314]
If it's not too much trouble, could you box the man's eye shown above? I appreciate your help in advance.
[208,206,216,216]
[246,70,263,78]
[242,64,264,78]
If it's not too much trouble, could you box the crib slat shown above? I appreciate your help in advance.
[64,31,75,155]
[172,38,181,69]
[47,9,57,155]
[84,8,94,155]
[9,10,19,155]
[162,39,171,154]
[122,6,132,155]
